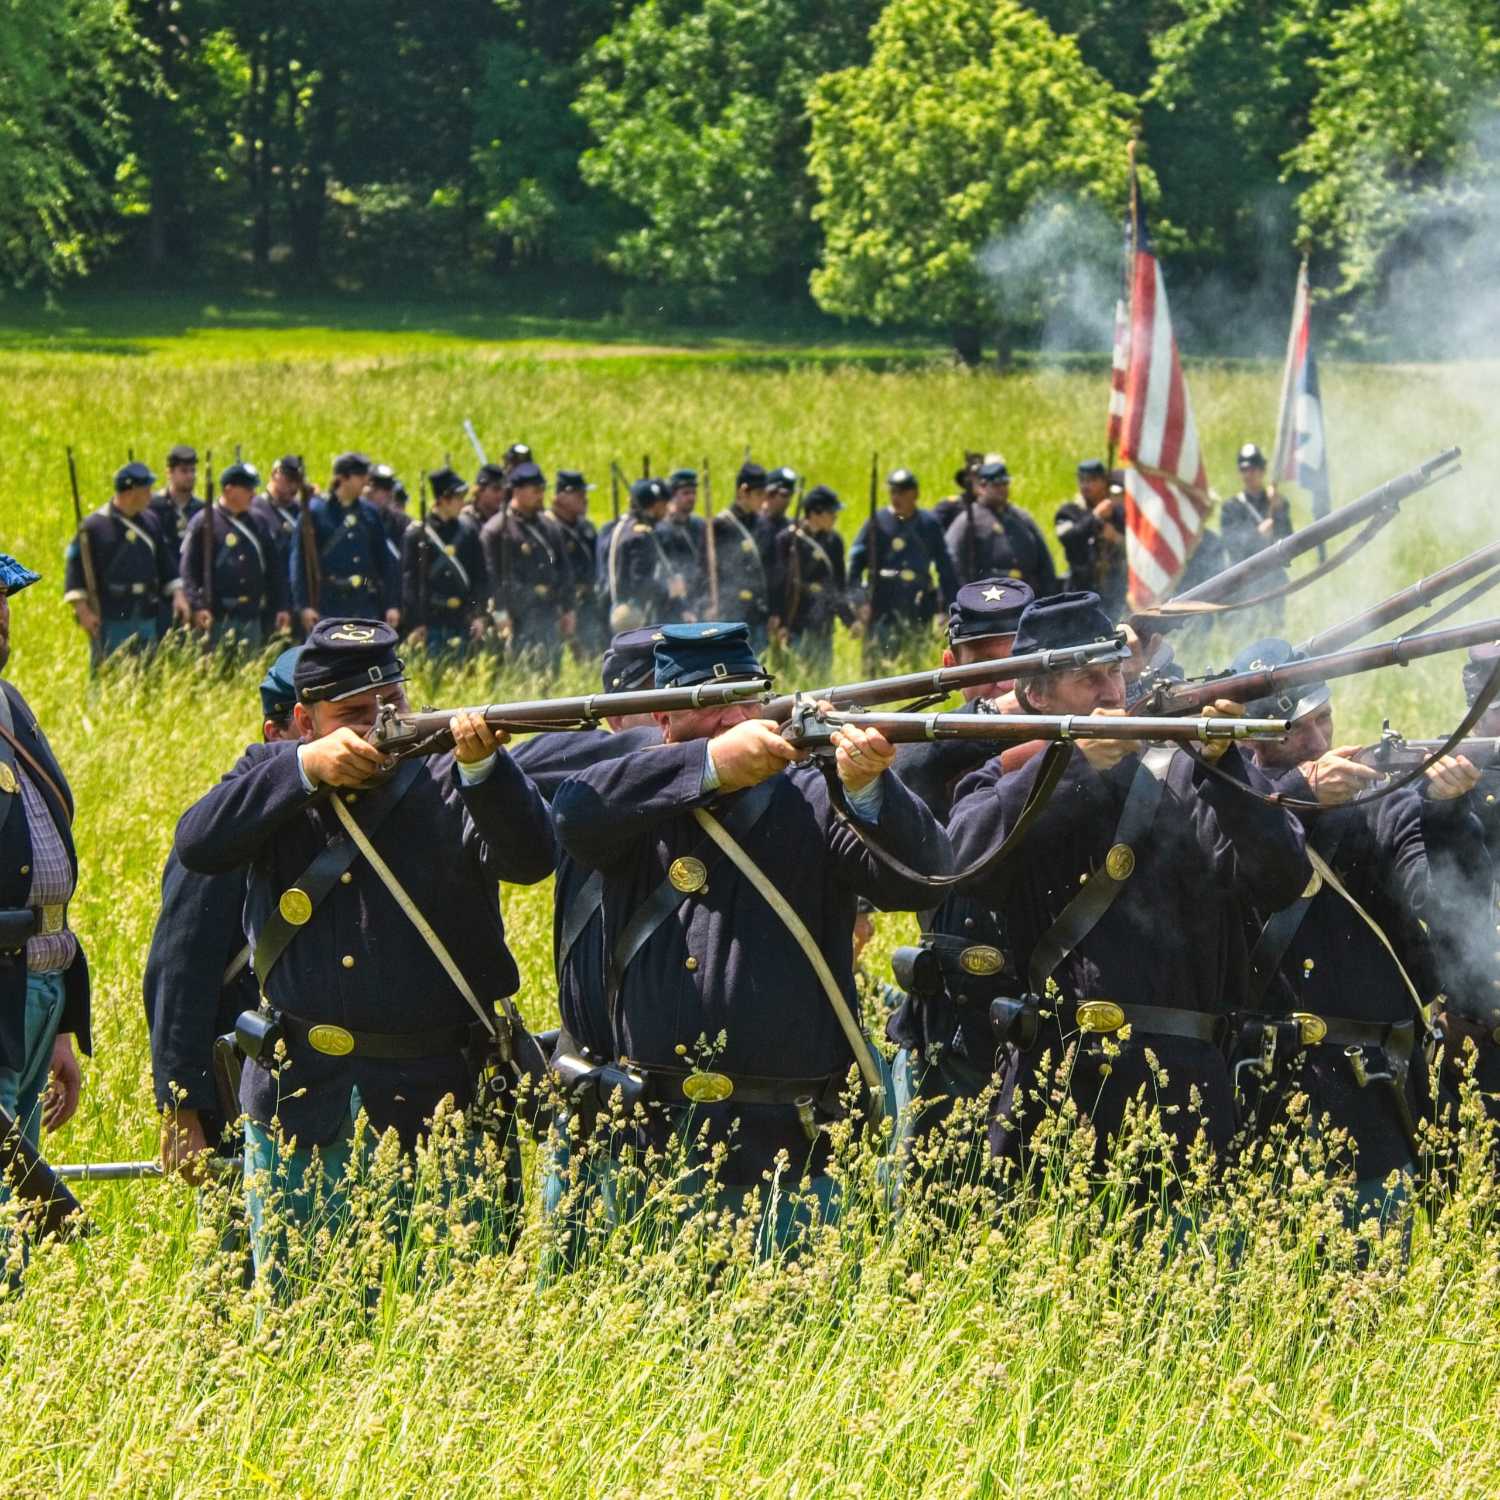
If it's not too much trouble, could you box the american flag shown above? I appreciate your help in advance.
[1271,257,1332,523]
[1117,189,1211,609]
[1105,297,1128,458]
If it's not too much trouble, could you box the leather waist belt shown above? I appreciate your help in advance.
[217,596,260,612]
[0,905,66,951]
[1244,1011,1416,1054]
[283,1013,483,1061]
[105,581,152,597]
[636,1061,845,1112]
[1068,999,1223,1044]
[325,573,377,591]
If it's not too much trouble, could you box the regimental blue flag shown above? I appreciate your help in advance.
[1272,258,1332,522]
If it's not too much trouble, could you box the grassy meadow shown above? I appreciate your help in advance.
[2,294,1500,1496]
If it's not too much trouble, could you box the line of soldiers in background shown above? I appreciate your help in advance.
[62,439,1291,673]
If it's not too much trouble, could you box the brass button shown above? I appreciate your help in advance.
[341,955,355,969]
[18,865,28,876]
[344,792,358,804]
[340,872,352,884]
[685,957,699,972]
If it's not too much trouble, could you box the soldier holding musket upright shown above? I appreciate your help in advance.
[550,469,603,656]
[180,462,291,651]
[402,468,487,663]
[948,591,1310,1183]
[290,452,401,633]
[148,443,205,566]
[767,485,851,675]
[711,463,774,651]
[64,461,187,662]
[481,460,576,674]
[660,469,708,621]
[251,455,309,632]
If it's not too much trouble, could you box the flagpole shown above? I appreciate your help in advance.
[1106,139,1138,475]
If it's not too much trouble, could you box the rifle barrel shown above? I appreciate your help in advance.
[762,636,1129,721]
[1153,615,1500,715]
[783,709,1289,749]
[1168,448,1461,608]
[1299,538,1500,655]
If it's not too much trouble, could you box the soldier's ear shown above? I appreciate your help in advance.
[293,702,317,741]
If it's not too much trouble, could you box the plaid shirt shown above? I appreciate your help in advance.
[19,767,76,974]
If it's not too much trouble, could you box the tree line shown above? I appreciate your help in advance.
[9,0,1499,356]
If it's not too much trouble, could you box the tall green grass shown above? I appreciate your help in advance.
[1,326,1498,1496]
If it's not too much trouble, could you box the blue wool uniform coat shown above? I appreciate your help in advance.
[552,742,954,1182]
[848,507,961,629]
[174,742,555,1146]
[949,746,1309,1163]
[289,495,400,617]
[0,681,90,1066]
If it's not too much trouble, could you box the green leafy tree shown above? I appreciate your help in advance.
[1290,0,1500,307]
[574,0,879,299]
[0,0,139,284]
[807,0,1139,361]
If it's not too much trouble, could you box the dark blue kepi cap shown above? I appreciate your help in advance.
[631,477,668,509]
[0,554,40,595]
[802,484,841,514]
[1013,590,1115,656]
[602,625,665,692]
[1464,641,1500,706]
[294,619,405,704]
[259,645,304,720]
[948,578,1034,645]
[653,622,762,689]
[115,461,156,491]
[220,461,260,490]
[510,461,545,487]
[1227,637,1328,721]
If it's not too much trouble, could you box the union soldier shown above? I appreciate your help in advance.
[948,591,1310,1183]
[551,470,603,656]
[1054,459,1126,619]
[64,461,187,663]
[0,555,86,1205]
[762,466,797,548]
[481,461,576,674]
[933,452,983,532]
[173,620,557,1281]
[148,443,205,561]
[659,469,707,620]
[606,478,685,633]
[1227,638,1482,1223]
[463,463,508,531]
[290,452,401,634]
[885,579,1033,1174]
[402,469,486,662]
[710,463,774,651]
[180,462,292,651]
[848,468,960,657]
[147,647,302,1183]
[1220,442,1293,628]
[768,485,852,675]
[945,457,1058,596]
[551,622,953,1251]
[251,456,309,629]
[366,463,411,555]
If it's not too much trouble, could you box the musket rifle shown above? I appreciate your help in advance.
[703,456,719,617]
[65,447,101,639]
[368,677,775,761]
[863,451,879,660]
[200,449,215,629]
[1353,726,1500,775]
[0,1103,86,1239]
[417,473,430,631]
[462,419,488,468]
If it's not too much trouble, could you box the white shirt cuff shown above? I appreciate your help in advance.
[845,778,884,822]
[457,752,497,785]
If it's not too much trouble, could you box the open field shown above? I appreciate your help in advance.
[2,300,1499,1496]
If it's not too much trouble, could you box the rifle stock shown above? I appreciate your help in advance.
[0,1104,86,1239]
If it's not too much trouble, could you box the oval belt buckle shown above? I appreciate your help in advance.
[1290,1012,1327,1046]
[1076,1000,1125,1034]
[0,763,16,795]
[1104,843,1135,881]
[279,887,314,926]
[681,1071,734,1104]
[669,856,708,894]
[307,1024,356,1057]
[959,945,1003,976]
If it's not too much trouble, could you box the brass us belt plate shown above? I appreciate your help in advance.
[1290,1012,1327,1046]
[307,1024,355,1056]
[447,596,463,609]
[898,568,916,582]
[225,532,239,547]
[1105,843,1136,881]
[681,1070,734,1103]
[669,856,708,893]
[1302,871,1323,899]
[279,887,314,926]
[959,945,1003,976]
[37,904,65,935]
[1077,1000,1125,1034]
[891,537,905,552]
[0,763,16,795]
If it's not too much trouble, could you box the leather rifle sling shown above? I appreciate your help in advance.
[692,803,886,1113]
[251,758,424,987]
[1246,819,1351,1006]
[0,690,70,822]
[1027,750,1170,997]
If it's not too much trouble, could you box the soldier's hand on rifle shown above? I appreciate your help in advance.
[857,604,872,626]
[160,1108,211,1184]
[709,718,803,792]
[43,1034,81,1131]
[1303,745,1380,805]
[1424,752,1481,802]
[385,608,401,629]
[71,600,100,638]
[193,609,213,632]
[831,717,896,796]
[171,587,191,626]
[300,607,320,634]
[1197,698,1245,764]
[407,625,428,647]
[1257,516,1277,538]
[468,617,487,642]
[274,610,291,634]
[301,726,391,789]
[667,575,687,601]
[452,708,509,762]
[1076,708,1137,772]
[560,611,576,640]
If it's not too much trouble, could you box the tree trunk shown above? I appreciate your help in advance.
[951,322,983,366]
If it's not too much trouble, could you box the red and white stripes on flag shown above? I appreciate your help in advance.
[1105,298,1128,457]
[1118,204,1211,609]
[1271,257,1332,522]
